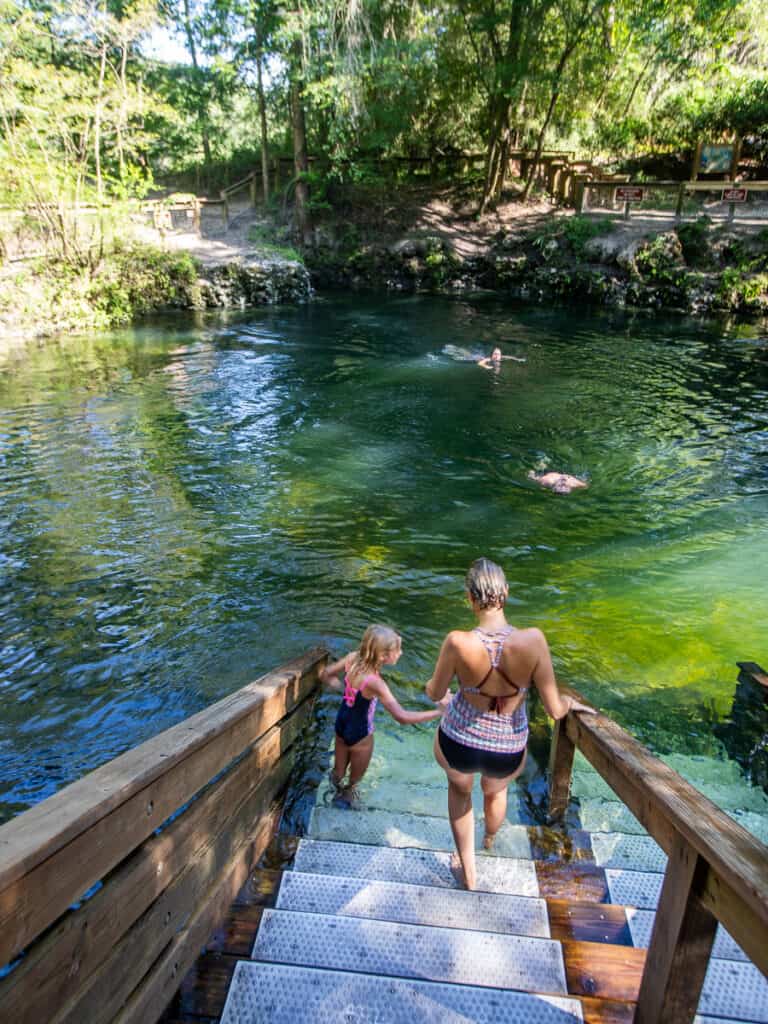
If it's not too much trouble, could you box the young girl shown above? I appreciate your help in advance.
[320,625,445,809]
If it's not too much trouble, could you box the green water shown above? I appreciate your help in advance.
[1,295,767,835]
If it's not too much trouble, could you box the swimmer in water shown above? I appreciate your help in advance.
[528,471,588,495]
[476,347,526,369]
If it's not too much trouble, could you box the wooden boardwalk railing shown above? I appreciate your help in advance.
[0,648,326,1024]
[549,679,768,1024]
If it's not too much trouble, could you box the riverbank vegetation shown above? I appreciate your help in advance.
[1,0,768,332]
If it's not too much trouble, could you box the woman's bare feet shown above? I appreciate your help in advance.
[449,851,476,890]
[482,831,497,851]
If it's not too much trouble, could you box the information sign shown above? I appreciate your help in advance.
[615,186,644,202]
[722,188,747,203]
[700,145,735,174]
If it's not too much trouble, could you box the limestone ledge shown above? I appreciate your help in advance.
[304,228,768,319]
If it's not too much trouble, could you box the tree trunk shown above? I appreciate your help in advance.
[291,59,313,245]
[256,50,270,202]
[182,0,212,179]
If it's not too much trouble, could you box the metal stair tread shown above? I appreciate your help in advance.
[276,870,551,937]
[589,832,667,873]
[293,838,540,896]
[627,907,748,961]
[309,804,531,858]
[251,908,568,994]
[220,961,584,1023]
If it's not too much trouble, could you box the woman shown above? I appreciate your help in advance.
[426,557,594,889]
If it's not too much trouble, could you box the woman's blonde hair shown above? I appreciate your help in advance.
[350,624,401,678]
[465,557,508,610]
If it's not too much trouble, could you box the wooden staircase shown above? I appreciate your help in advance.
[220,776,767,1023]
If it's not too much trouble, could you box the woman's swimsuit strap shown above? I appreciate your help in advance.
[464,626,527,712]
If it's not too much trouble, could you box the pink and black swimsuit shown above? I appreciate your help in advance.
[335,673,378,746]
[438,626,529,778]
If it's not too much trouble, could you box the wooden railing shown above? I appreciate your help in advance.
[0,647,326,1024]
[580,178,768,221]
[549,669,768,1024]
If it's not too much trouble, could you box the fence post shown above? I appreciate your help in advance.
[548,714,576,819]
[193,199,201,236]
[249,173,257,208]
[675,183,685,221]
[634,835,718,1024]
[220,190,229,231]
[574,175,589,214]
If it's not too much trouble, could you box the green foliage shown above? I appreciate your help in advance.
[676,219,713,267]
[89,245,200,323]
[718,267,768,306]
[635,235,684,282]
[531,216,615,261]
[245,225,303,263]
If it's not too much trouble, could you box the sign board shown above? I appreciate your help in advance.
[700,145,735,174]
[615,186,644,202]
[722,188,747,203]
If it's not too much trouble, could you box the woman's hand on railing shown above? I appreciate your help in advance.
[564,693,597,715]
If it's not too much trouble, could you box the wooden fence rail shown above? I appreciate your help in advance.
[0,647,326,1024]
[549,665,768,1024]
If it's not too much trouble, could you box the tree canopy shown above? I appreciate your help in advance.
[2,0,767,226]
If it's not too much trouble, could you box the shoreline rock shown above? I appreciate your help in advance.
[304,223,768,320]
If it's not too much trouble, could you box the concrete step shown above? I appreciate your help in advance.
[308,804,531,858]
[220,961,584,1023]
[277,870,550,937]
[293,838,540,896]
[252,909,568,993]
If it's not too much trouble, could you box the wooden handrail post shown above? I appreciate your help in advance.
[221,190,229,231]
[548,713,576,819]
[634,835,718,1024]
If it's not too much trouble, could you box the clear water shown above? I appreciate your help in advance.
[1,295,767,837]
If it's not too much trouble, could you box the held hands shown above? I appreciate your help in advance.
[435,690,453,713]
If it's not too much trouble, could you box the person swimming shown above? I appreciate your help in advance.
[476,347,526,369]
[528,470,588,494]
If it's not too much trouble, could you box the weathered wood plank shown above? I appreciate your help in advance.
[528,827,594,863]
[54,716,303,1024]
[164,952,237,1021]
[535,861,609,903]
[634,836,717,1024]
[548,714,577,819]
[112,800,284,1024]
[562,939,645,1001]
[0,696,311,1024]
[547,898,631,945]
[578,996,636,1024]
[206,869,282,957]
[563,695,768,950]
[0,649,323,967]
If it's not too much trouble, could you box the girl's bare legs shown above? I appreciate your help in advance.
[481,750,526,849]
[332,735,350,788]
[434,731,477,890]
[346,734,374,787]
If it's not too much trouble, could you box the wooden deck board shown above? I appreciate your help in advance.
[547,897,632,945]
[535,860,610,902]
[563,939,646,1001]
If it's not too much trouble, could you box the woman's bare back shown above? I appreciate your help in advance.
[449,627,539,714]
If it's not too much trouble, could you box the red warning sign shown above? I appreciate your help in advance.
[615,186,644,202]
[722,188,747,202]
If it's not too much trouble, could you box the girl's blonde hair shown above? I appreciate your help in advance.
[465,557,508,610]
[349,624,401,678]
